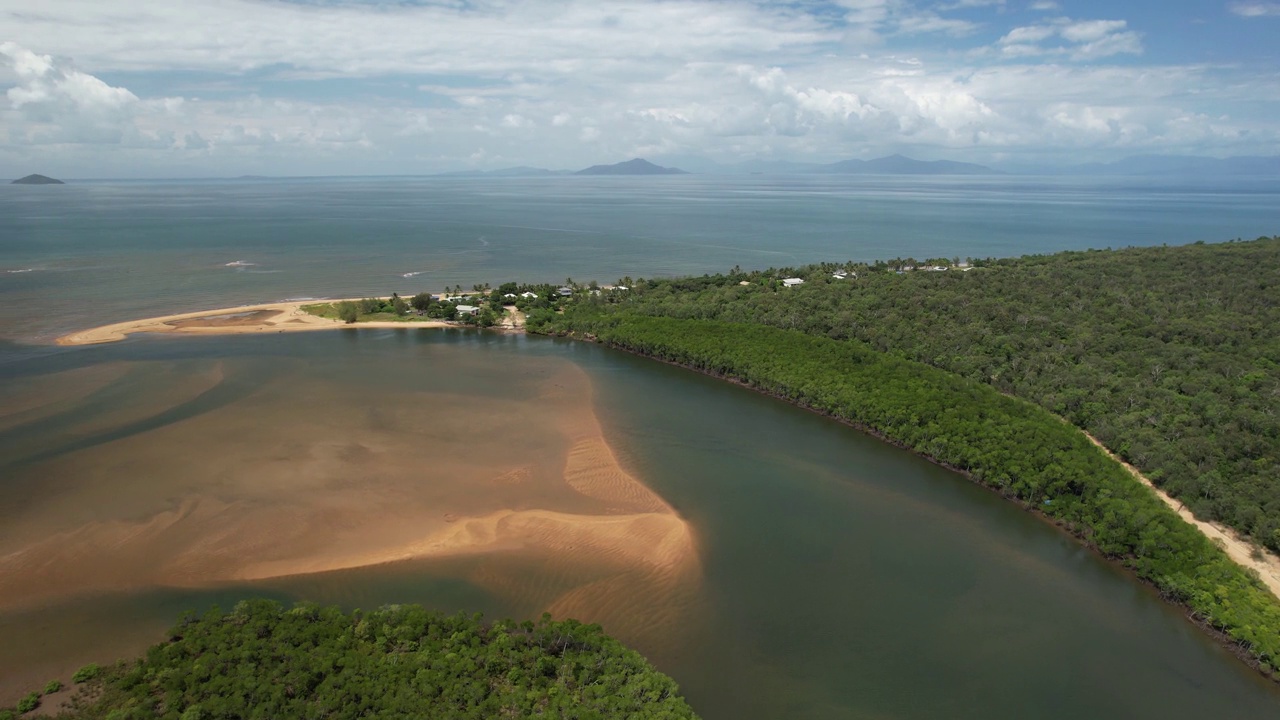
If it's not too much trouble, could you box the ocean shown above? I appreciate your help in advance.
[2,174,1277,343]
[1,175,1278,718]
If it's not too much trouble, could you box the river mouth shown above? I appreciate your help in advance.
[1,329,1278,718]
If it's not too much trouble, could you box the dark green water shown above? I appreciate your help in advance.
[2,330,1277,718]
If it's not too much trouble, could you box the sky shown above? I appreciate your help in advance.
[1,0,1278,177]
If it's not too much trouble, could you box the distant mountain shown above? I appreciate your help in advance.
[574,158,688,176]
[12,174,64,185]
[437,166,569,178]
[815,154,999,175]
[1062,155,1280,177]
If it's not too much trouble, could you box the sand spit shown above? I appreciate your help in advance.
[55,300,450,346]
[1082,433,1280,601]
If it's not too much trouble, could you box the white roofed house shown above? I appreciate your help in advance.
[455,305,480,316]
[782,278,805,287]
[557,287,574,296]
[520,291,538,298]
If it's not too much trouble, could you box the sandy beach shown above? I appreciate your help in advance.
[55,300,452,346]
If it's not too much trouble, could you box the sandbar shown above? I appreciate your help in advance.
[56,300,452,346]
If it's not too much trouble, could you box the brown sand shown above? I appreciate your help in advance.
[1084,433,1280,600]
[0,354,700,695]
[55,300,450,345]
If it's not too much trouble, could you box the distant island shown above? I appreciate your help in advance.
[575,158,688,176]
[11,174,64,185]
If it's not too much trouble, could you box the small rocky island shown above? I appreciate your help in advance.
[12,174,65,185]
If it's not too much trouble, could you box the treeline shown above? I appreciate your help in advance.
[28,600,697,720]
[530,311,1280,675]
[308,279,621,328]
[545,238,1280,553]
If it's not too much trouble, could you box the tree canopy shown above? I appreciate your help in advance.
[528,237,1280,677]
[47,601,698,720]
[536,237,1280,553]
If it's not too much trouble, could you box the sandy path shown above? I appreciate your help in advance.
[56,300,450,346]
[1084,433,1280,600]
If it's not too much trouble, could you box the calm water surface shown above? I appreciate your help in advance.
[1,177,1279,717]
[1,174,1277,341]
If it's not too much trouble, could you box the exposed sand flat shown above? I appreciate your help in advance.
[55,300,450,346]
[1085,433,1280,600]
[0,354,702,650]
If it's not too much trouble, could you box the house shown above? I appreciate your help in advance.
[503,293,517,299]
[782,278,805,287]
[520,291,538,298]
[557,287,574,297]
[614,286,629,291]
[455,305,480,316]
[832,272,847,279]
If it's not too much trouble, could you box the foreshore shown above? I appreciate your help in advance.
[55,300,456,346]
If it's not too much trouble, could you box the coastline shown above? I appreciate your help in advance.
[55,300,453,346]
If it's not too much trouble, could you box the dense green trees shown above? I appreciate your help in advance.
[48,601,698,720]
[557,238,1280,554]
[533,285,1280,676]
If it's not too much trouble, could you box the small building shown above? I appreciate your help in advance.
[782,278,805,287]
[455,305,480,316]
[503,293,517,299]
[557,287,574,297]
[832,272,847,279]
[521,291,538,298]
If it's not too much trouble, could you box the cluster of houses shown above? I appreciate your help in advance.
[778,261,976,288]
[781,269,858,288]
[434,283,629,315]
[895,261,973,273]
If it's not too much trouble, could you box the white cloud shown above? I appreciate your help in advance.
[0,1,1276,174]
[1029,1,1060,10]
[1228,2,1280,16]
[996,17,1141,60]
[1059,19,1127,43]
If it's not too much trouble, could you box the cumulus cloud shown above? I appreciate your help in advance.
[1228,2,1280,16]
[1,41,140,142]
[0,1,1276,174]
